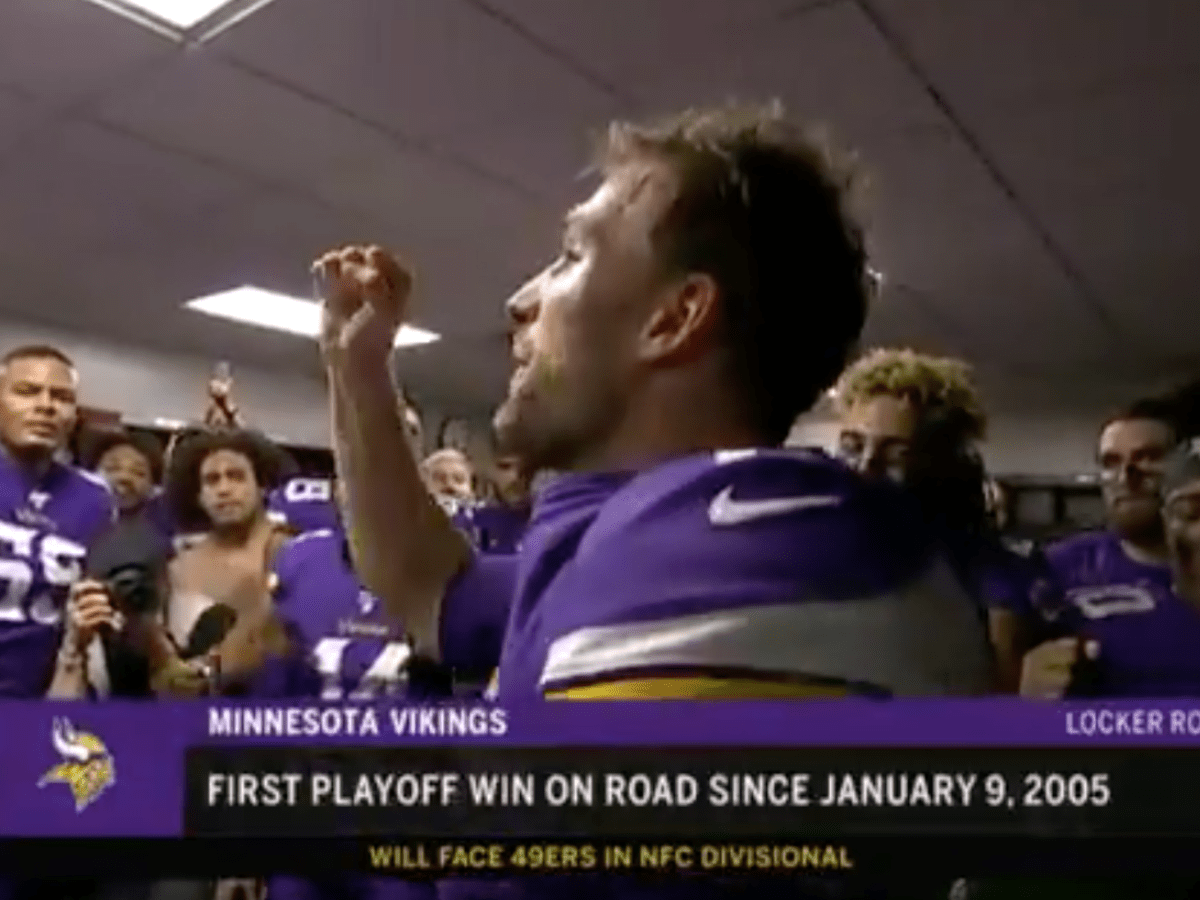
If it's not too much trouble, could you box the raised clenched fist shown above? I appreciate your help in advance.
[312,244,414,366]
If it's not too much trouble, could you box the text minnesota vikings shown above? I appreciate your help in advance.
[208,706,508,738]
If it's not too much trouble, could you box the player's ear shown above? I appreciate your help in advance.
[637,273,720,365]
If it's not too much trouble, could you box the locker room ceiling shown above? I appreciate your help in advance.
[0,0,1196,417]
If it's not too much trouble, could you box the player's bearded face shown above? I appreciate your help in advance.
[199,450,262,528]
[1098,419,1172,539]
[0,357,78,453]
[494,164,668,471]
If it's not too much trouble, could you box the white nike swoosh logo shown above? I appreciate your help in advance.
[707,486,842,526]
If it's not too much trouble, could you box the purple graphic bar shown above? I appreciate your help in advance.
[1,698,1197,837]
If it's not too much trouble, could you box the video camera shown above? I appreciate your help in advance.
[86,515,172,617]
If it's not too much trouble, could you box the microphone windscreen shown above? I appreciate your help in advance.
[184,603,238,658]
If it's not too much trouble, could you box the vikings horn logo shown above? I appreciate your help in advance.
[38,718,116,812]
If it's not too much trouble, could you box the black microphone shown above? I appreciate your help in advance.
[183,603,238,659]
[1066,638,1104,697]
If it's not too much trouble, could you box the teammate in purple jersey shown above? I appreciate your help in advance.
[1019,399,1190,698]
[318,104,986,899]
[268,475,342,535]
[264,523,444,900]
[0,345,115,697]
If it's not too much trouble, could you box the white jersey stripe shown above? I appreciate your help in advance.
[540,558,991,696]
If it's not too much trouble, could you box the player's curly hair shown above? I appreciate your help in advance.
[597,100,870,445]
[81,428,165,484]
[165,429,289,532]
[833,348,988,445]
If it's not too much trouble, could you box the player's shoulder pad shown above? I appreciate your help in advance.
[542,449,990,697]
[584,447,933,586]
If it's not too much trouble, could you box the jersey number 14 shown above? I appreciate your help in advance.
[311,637,412,701]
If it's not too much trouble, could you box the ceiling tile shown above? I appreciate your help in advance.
[310,145,545,250]
[858,284,972,360]
[631,2,946,141]
[873,0,1200,112]
[0,0,176,106]
[902,226,1121,373]
[0,117,254,258]
[0,88,47,156]
[94,54,403,186]
[212,0,619,139]
[436,103,628,204]
[865,126,1018,276]
[970,74,1200,203]
[484,0,813,87]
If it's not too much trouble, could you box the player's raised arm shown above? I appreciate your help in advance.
[314,245,471,657]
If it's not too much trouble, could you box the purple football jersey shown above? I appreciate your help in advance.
[269,476,341,535]
[265,533,439,900]
[0,452,116,697]
[271,529,413,701]
[441,449,992,704]
[456,503,529,555]
[1041,530,1200,696]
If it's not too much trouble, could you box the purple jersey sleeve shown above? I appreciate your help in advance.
[440,553,518,674]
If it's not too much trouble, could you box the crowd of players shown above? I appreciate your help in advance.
[1,101,1199,898]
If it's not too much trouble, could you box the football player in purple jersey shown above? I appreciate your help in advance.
[263,483,444,900]
[315,104,988,897]
[460,455,531,555]
[0,345,116,698]
[317,101,991,704]
[830,348,1039,691]
[1019,399,1188,698]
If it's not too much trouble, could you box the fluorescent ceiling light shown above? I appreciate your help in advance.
[185,286,440,349]
[82,0,235,29]
[80,0,278,40]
